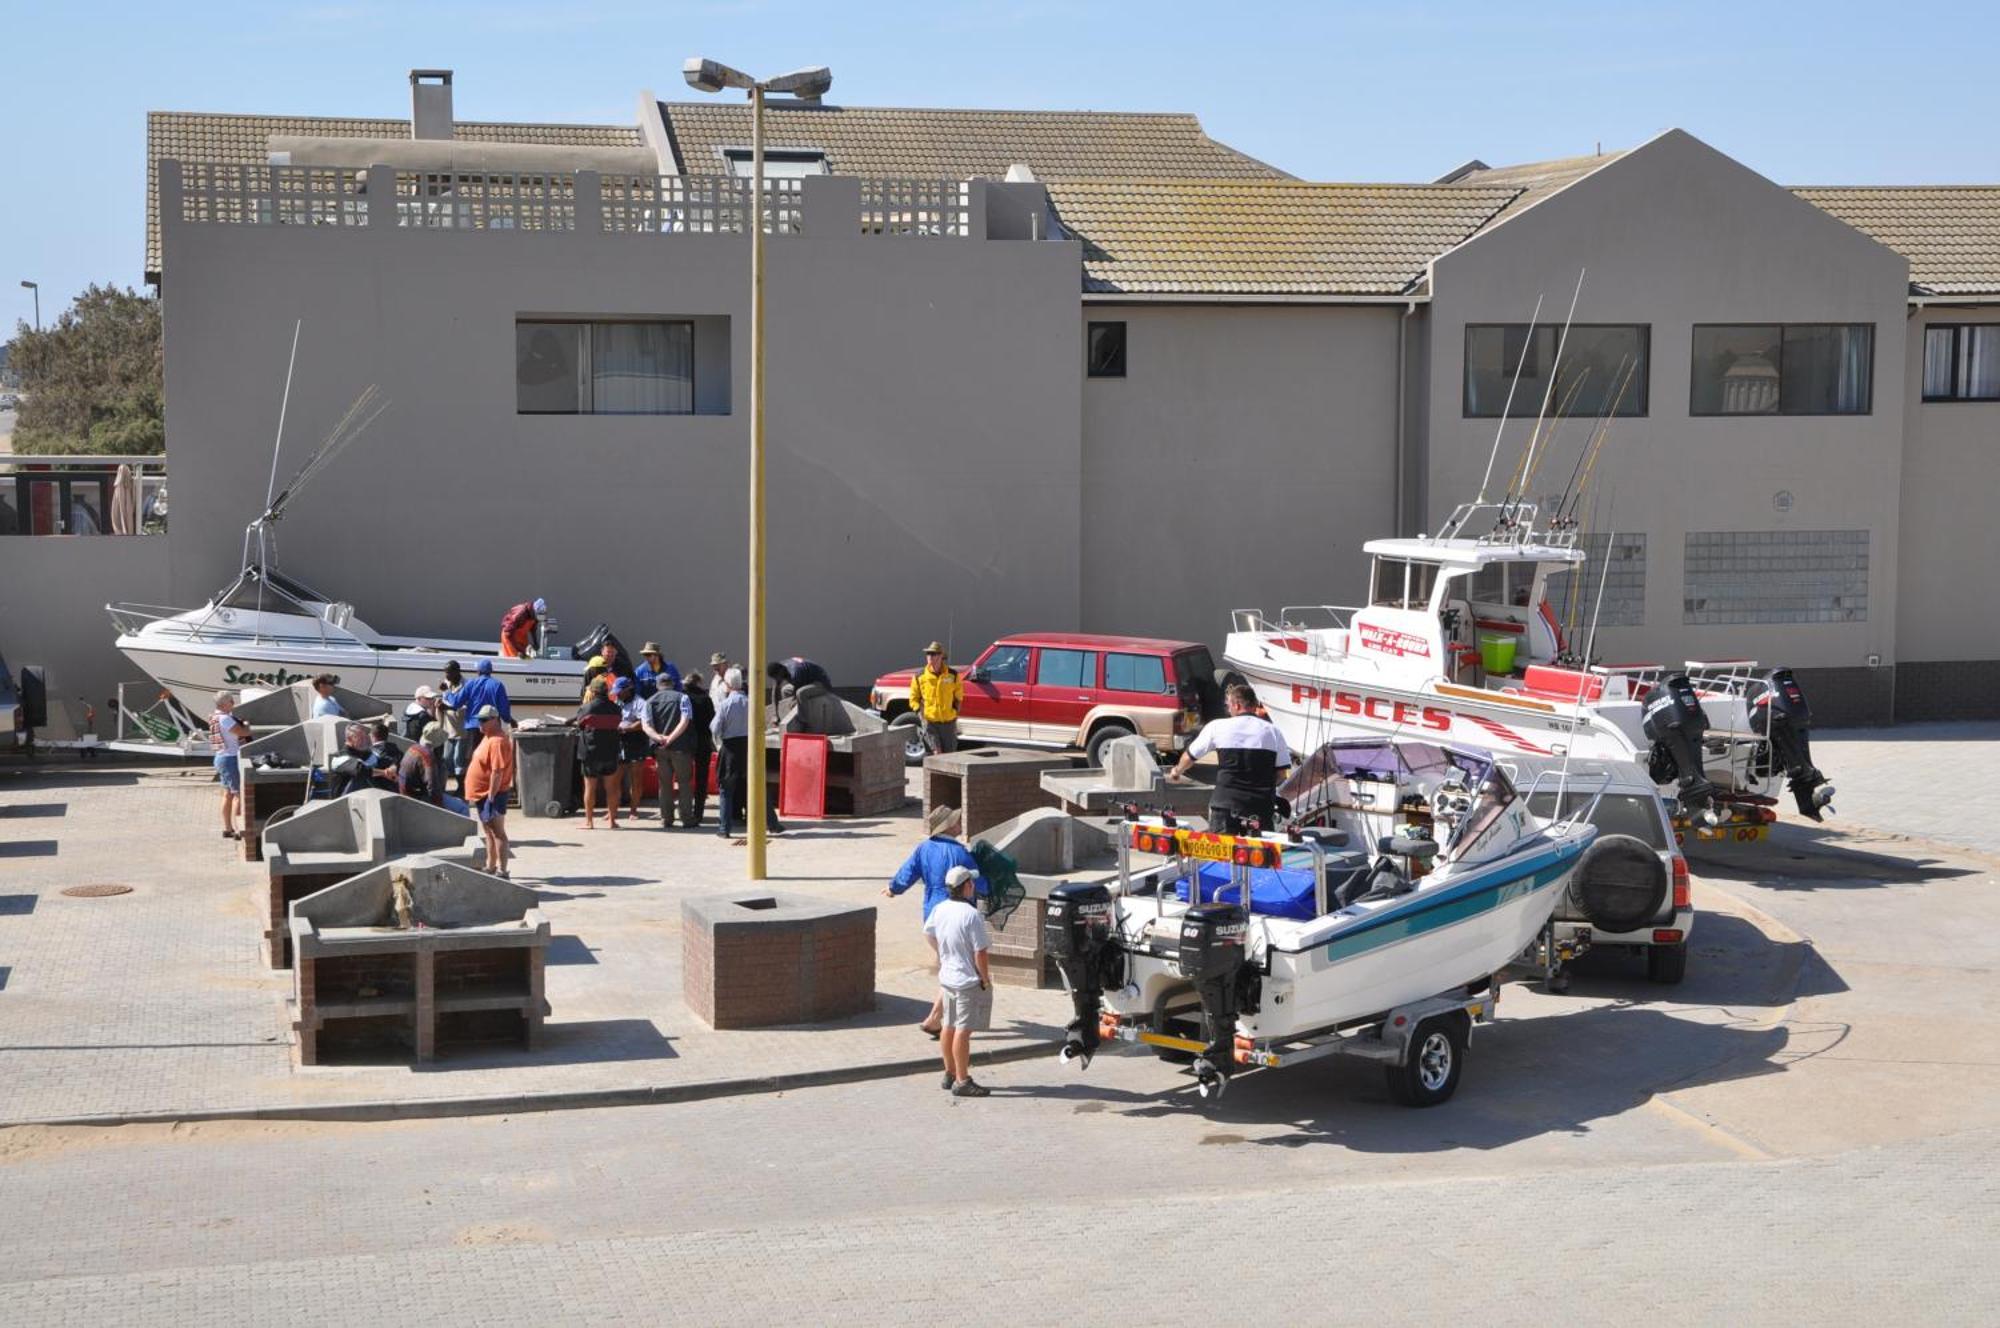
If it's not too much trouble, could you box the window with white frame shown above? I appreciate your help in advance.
[1923,324,2000,402]
[515,320,694,415]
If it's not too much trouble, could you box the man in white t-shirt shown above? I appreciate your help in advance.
[923,865,993,1098]
[1168,682,1293,833]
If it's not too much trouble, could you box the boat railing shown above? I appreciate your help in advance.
[1684,659,1763,696]
[1434,500,1579,549]
[106,602,194,636]
[1277,604,1362,632]
[1516,768,1613,832]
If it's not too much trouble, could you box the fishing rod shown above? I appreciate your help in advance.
[1557,359,1635,531]
[1471,293,1546,507]
[1518,366,1592,510]
[1499,269,1585,528]
[1551,356,1635,531]
[1553,519,1617,816]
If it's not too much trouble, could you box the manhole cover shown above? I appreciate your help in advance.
[62,883,134,898]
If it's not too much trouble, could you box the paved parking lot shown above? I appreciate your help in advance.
[2,729,1997,1323]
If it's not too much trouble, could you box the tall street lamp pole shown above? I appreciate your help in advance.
[19,280,39,331]
[683,57,833,881]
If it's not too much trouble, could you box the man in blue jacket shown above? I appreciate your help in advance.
[445,658,513,768]
[885,804,988,1038]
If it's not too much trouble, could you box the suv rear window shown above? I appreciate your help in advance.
[1104,652,1168,694]
[1525,791,1669,850]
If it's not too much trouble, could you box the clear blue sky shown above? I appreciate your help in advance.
[3,0,1995,332]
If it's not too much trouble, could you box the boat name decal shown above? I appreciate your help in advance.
[222,664,323,688]
[1357,623,1431,659]
[1290,685,1452,733]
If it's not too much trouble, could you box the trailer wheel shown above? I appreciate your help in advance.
[1647,941,1688,985]
[1384,1014,1466,1107]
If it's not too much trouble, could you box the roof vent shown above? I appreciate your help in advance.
[410,69,454,141]
[1004,163,1037,183]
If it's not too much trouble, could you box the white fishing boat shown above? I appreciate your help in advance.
[1221,498,1835,831]
[1046,738,1599,1101]
[109,563,601,718]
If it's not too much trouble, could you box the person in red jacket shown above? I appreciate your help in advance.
[500,598,548,658]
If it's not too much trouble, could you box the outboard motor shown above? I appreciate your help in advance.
[1177,901,1249,1100]
[1044,883,1117,1068]
[1750,668,1835,821]
[1642,673,1720,820]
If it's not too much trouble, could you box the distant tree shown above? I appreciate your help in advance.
[8,285,164,455]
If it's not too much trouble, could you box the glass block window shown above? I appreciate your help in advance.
[1683,530,1869,625]
[1546,532,1647,628]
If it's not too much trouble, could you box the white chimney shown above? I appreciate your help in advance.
[410,69,454,141]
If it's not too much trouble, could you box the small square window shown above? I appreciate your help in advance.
[1087,321,1127,378]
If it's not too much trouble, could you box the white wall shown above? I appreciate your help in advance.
[1898,305,2000,662]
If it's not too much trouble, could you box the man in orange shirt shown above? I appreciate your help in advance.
[463,704,517,878]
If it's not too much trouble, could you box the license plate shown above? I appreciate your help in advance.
[1181,834,1234,862]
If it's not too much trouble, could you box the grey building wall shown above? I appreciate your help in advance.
[1425,131,1911,719]
[157,173,1083,689]
[1894,303,2000,720]
[1078,303,1401,647]
[0,537,177,726]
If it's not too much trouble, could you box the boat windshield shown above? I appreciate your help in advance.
[1370,558,1440,610]
[218,566,327,615]
[1281,739,1498,823]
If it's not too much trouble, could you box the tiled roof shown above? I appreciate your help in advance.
[1049,179,1522,296]
[1793,187,2000,295]
[659,101,1284,183]
[145,111,643,276]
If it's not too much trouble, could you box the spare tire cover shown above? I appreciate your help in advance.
[1568,833,1668,933]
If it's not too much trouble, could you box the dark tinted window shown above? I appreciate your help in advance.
[1087,322,1127,378]
[1526,791,1669,849]
[1464,324,1648,418]
[1691,323,1872,415]
[1035,648,1096,688]
[980,645,1031,684]
[1104,652,1168,693]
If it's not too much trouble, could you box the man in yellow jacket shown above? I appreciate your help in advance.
[909,641,964,754]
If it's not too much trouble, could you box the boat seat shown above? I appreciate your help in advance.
[1520,664,1605,703]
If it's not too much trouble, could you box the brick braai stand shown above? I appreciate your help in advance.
[921,749,1071,840]
[682,891,876,1029]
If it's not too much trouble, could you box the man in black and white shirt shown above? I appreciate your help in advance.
[1168,683,1292,833]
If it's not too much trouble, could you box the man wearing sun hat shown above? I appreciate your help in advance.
[886,804,988,1038]
[634,641,668,700]
[909,641,962,755]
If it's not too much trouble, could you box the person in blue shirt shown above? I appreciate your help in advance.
[634,642,667,700]
[885,803,989,1038]
[444,657,513,768]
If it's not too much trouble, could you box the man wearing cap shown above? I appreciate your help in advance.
[886,805,988,1037]
[463,705,516,877]
[402,686,441,742]
[909,642,963,755]
[444,658,513,771]
[634,642,667,700]
[924,865,994,1098]
[500,598,548,659]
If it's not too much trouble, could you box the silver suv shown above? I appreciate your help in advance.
[1515,758,1691,984]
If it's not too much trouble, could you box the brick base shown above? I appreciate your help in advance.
[683,891,876,1029]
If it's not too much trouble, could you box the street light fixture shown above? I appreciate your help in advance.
[682,56,834,882]
[19,280,39,331]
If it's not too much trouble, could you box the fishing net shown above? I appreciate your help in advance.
[971,839,1026,929]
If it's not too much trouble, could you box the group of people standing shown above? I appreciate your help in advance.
[570,643,781,843]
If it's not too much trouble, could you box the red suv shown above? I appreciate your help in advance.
[871,633,1222,767]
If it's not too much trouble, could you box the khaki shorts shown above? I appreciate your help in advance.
[939,982,992,1031]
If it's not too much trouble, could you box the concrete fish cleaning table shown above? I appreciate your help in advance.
[260,789,482,968]
[236,717,413,861]
[233,679,391,729]
[289,855,549,1066]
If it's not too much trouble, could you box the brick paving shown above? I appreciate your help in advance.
[1814,721,2000,856]
[0,763,1070,1123]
